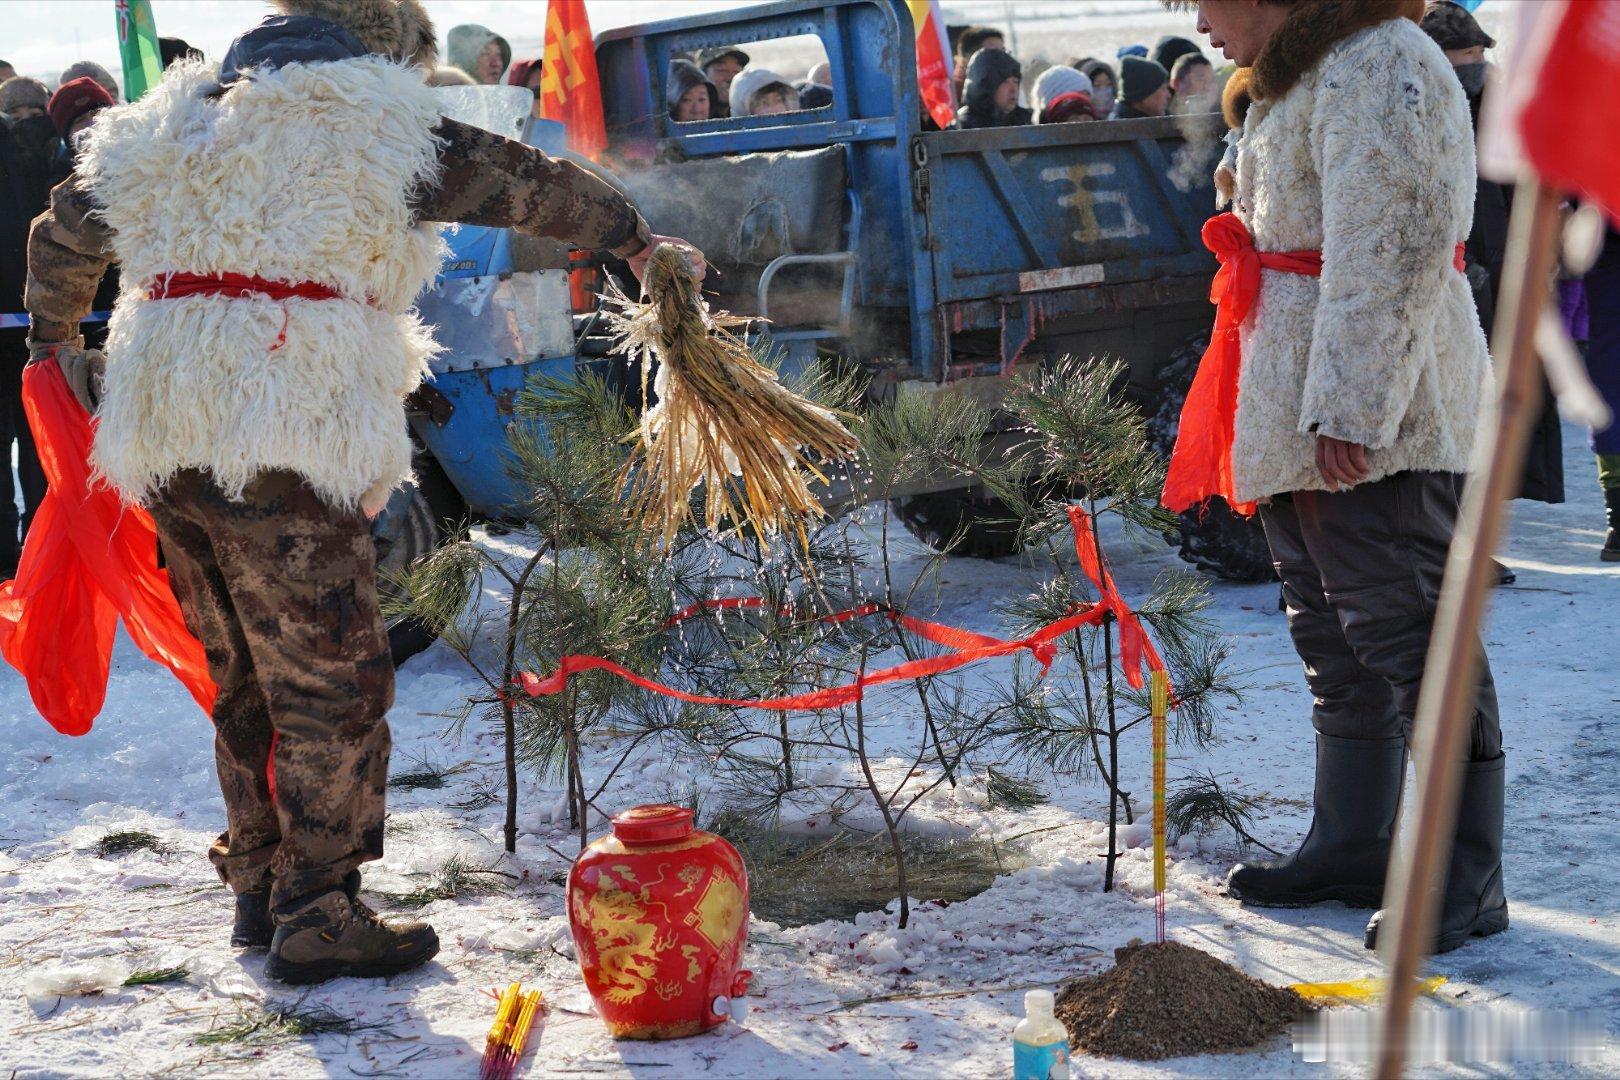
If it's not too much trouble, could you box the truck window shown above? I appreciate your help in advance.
[669,35,831,123]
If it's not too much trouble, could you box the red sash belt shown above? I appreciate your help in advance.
[148,272,345,304]
[147,272,356,352]
[1161,212,1466,518]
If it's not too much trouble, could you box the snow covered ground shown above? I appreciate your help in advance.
[1,418,1616,1079]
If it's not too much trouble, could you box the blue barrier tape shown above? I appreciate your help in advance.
[0,311,112,329]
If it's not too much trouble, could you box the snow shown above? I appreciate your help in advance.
[1,418,1616,1079]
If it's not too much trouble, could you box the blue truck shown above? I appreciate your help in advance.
[379,0,1266,660]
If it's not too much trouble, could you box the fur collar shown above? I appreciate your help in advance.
[270,0,436,69]
[1248,0,1426,102]
[1195,1,1425,128]
[1222,67,1253,129]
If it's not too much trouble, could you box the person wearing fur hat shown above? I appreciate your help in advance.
[1170,0,1505,956]
[1112,55,1171,118]
[23,0,701,986]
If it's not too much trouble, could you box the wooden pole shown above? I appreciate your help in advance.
[1371,177,1564,1079]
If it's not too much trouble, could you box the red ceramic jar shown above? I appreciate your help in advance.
[567,804,752,1040]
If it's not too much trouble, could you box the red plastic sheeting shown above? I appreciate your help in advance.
[0,359,215,735]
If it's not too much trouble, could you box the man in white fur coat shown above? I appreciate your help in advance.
[1170,0,1506,954]
[23,0,696,985]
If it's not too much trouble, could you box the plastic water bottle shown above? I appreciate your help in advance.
[1013,989,1070,1080]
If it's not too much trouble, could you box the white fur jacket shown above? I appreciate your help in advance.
[1215,15,1489,503]
[78,57,445,513]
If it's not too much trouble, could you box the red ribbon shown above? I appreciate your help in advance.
[148,272,352,352]
[1066,505,1163,689]
[1162,213,1469,519]
[1162,213,1321,518]
[518,505,1168,711]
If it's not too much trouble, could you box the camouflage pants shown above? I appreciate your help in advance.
[150,469,394,909]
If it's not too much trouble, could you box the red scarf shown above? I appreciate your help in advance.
[1161,213,1465,518]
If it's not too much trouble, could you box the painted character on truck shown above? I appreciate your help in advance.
[23,0,701,985]
[1168,0,1506,954]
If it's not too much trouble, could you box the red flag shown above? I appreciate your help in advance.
[908,0,956,129]
[540,0,606,160]
[1481,0,1620,221]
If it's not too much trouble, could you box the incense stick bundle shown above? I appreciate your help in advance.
[603,244,861,547]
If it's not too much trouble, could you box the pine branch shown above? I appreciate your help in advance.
[1166,773,1281,855]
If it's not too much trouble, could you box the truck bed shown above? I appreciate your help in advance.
[909,113,1223,388]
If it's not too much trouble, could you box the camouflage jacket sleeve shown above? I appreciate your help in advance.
[25,171,116,344]
[413,117,652,257]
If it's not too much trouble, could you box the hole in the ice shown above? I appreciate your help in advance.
[713,821,1032,928]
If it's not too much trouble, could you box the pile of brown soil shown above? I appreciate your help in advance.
[1054,940,1314,1060]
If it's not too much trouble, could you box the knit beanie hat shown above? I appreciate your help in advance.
[47,76,115,138]
[1119,55,1169,104]
[0,76,50,114]
[1031,65,1093,117]
[1152,36,1202,76]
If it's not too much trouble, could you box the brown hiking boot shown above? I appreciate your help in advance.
[263,888,439,985]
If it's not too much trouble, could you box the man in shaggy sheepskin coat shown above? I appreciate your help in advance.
[1178,0,1507,955]
[23,0,696,985]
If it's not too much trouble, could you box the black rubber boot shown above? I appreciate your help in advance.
[1603,487,1619,562]
[1365,754,1508,953]
[230,884,274,949]
[1227,733,1406,908]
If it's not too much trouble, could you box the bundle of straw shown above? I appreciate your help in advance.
[603,244,861,547]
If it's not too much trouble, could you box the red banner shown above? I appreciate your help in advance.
[1516,0,1620,222]
[908,0,957,130]
[520,505,1169,710]
[540,0,607,159]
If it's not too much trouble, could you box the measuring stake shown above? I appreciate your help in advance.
[1151,668,1169,943]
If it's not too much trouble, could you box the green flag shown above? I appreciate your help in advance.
[115,0,162,101]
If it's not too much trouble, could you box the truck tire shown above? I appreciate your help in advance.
[1148,333,1277,584]
[890,486,1028,559]
[373,456,469,665]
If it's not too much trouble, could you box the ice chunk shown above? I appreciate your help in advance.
[24,957,131,1000]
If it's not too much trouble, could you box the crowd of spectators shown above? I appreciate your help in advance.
[648,23,1227,131]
